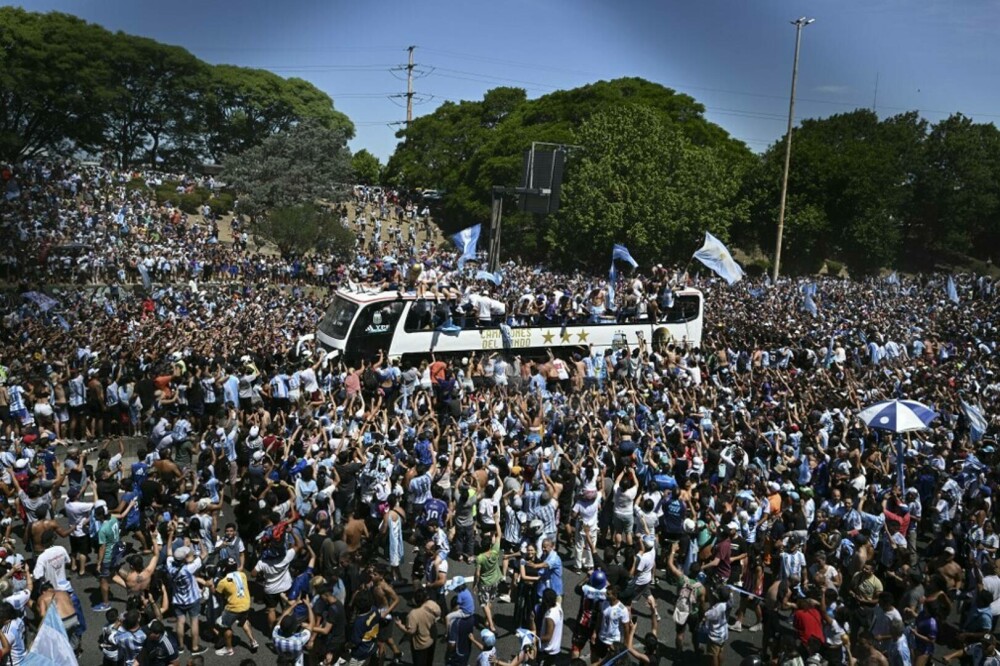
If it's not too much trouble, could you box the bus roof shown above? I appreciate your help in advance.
[332,285,702,305]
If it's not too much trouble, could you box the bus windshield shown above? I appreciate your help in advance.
[319,296,359,340]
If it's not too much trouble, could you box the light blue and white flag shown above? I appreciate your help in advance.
[451,224,481,269]
[612,244,638,269]
[22,603,79,666]
[475,270,502,286]
[801,283,818,317]
[946,275,959,304]
[22,291,59,312]
[886,271,900,286]
[137,264,152,291]
[961,399,988,442]
[693,232,743,285]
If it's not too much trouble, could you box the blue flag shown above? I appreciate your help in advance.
[961,399,988,442]
[886,271,900,286]
[608,262,618,308]
[451,224,481,269]
[946,275,959,304]
[693,232,744,285]
[612,244,638,269]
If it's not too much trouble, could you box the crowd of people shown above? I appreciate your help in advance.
[0,159,998,666]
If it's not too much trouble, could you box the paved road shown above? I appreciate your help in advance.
[55,516,764,666]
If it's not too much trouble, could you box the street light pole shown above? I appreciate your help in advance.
[772,17,814,282]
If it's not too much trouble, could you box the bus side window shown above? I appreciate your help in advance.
[403,300,433,332]
[663,295,701,323]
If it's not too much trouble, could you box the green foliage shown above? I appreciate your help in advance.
[221,118,353,217]
[125,178,149,192]
[207,193,235,216]
[259,204,355,257]
[824,259,844,276]
[744,257,772,278]
[0,8,354,165]
[351,149,382,185]
[0,8,114,160]
[177,192,203,215]
[545,106,747,269]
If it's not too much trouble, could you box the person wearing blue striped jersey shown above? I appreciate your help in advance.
[166,535,205,656]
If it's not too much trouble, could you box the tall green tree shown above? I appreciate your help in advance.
[910,114,1000,262]
[746,109,928,274]
[203,65,353,162]
[221,118,353,217]
[256,203,355,257]
[0,8,114,160]
[351,149,382,185]
[547,105,746,269]
[101,34,208,168]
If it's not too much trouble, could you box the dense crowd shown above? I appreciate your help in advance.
[0,160,998,666]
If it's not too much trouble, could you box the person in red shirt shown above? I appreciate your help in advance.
[793,595,825,656]
[428,354,447,386]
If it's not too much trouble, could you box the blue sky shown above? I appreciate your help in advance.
[14,0,1000,162]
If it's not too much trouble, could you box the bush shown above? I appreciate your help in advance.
[824,259,844,276]
[177,192,203,214]
[745,257,772,278]
[207,192,234,216]
[125,178,148,192]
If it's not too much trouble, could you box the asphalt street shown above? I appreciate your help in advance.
[55,515,765,666]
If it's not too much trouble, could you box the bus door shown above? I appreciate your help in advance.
[347,301,405,363]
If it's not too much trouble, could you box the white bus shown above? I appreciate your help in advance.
[316,288,704,365]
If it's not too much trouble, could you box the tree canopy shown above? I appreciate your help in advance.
[221,118,354,218]
[0,7,354,166]
[385,78,752,262]
[389,78,1000,274]
[351,149,383,185]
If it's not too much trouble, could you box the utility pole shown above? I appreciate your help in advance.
[772,17,814,283]
[406,45,415,125]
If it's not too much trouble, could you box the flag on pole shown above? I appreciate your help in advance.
[611,244,638,269]
[137,264,152,291]
[692,232,744,285]
[607,244,637,309]
[961,399,988,442]
[946,275,959,304]
[451,224,481,269]
[607,262,618,308]
[896,436,906,490]
[22,603,79,666]
[886,271,900,286]
[801,283,818,317]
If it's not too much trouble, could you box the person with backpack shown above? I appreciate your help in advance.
[667,540,706,657]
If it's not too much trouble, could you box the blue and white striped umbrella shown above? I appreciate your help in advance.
[858,399,938,433]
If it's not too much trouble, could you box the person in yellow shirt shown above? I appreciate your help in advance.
[211,557,259,656]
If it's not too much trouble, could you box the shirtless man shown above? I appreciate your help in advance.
[37,581,82,651]
[937,546,965,593]
[115,536,161,596]
[365,564,402,664]
[29,512,73,554]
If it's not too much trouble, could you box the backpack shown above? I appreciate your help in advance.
[362,368,379,392]
[673,578,700,625]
